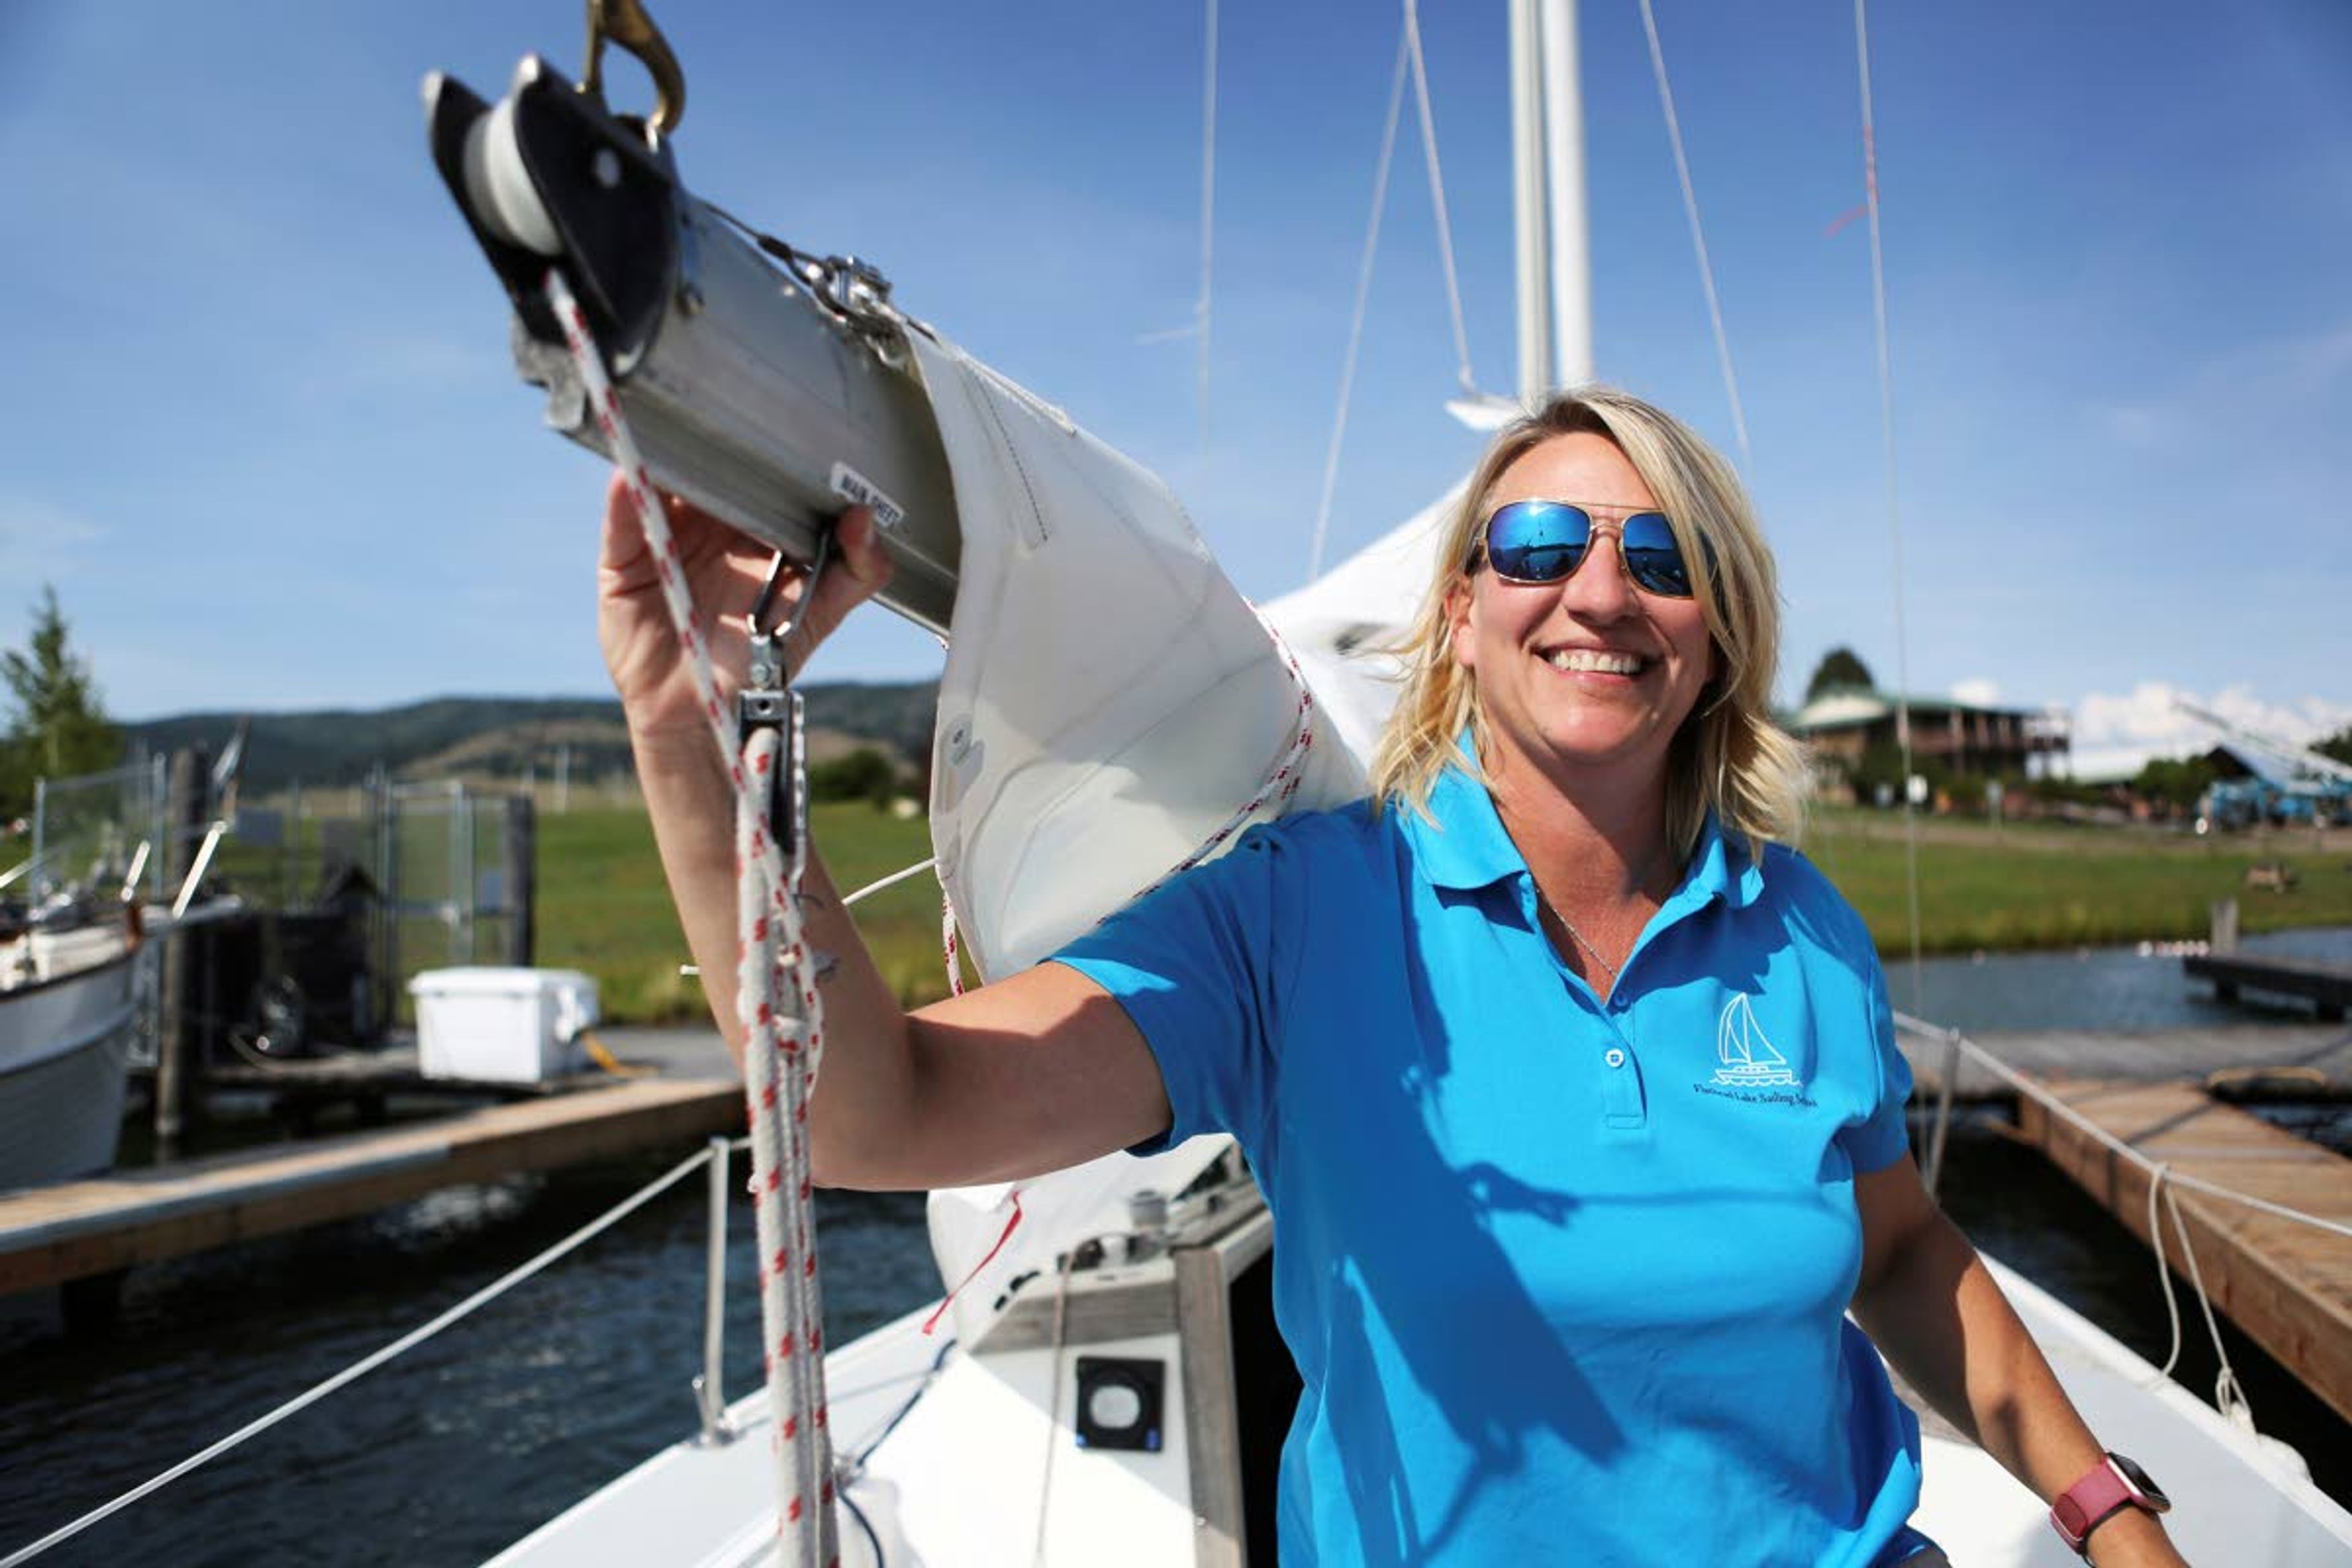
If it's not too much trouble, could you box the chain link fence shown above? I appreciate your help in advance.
[24,753,167,904]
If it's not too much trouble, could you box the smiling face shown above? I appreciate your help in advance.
[1447,431,1719,806]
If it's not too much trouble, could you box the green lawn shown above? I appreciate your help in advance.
[537,802,949,1022]
[1800,811,2352,954]
[536,801,2352,1023]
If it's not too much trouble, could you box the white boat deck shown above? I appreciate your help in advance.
[484,1252,2352,1567]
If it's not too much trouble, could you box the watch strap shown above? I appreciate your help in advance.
[2049,1455,2150,1555]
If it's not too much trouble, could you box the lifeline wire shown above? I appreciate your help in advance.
[1895,1012,2352,1240]
[547,270,837,1564]
[0,1143,721,1568]
[1637,0,1752,473]
[1895,1012,2352,1442]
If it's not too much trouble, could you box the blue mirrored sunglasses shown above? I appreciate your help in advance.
[1469,500,1698,598]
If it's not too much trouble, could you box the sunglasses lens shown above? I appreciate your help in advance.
[1619,511,1695,597]
[1484,502,1592,583]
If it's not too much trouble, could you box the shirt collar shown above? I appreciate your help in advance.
[1406,763,1529,892]
[1406,759,1767,913]
[1675,810,1766,913]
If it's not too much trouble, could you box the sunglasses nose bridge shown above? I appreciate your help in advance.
[1557,526,1642,613]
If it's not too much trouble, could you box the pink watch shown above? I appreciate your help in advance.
[2050,1452,2171,1556]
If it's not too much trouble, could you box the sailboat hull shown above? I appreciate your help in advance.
[0,944,138,1191]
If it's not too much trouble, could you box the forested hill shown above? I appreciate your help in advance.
[121,683,940,793]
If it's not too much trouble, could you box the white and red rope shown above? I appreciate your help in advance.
[548,270,836,1566]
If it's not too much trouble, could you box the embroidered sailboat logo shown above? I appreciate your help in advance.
[1712,995,1799,1088]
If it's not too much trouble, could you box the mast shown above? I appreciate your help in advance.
[1510,0,1593,401]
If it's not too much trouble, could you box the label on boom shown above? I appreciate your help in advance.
[829,462,906,531]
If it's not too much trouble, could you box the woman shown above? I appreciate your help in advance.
[600,389,2188,1567]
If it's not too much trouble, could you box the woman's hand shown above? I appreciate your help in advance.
[597,473,893,757]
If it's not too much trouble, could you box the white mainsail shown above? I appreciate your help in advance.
[907,328,1372,1338]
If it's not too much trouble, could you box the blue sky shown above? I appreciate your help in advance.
[4,1,2348,774]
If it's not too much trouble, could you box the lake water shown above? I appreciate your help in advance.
[1890,924,2352,1035]
[2,933,2347,1564]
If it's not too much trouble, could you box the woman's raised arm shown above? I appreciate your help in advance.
[598,474,1171,1189]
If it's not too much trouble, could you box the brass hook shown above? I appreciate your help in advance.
[581,0,687,138]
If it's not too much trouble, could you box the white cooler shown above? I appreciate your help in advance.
[409,967,599,1083]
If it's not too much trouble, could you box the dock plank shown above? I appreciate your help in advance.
[1900,1023,2352,1101]
[0,1077,744,1295]
[2014,1079,2352,1426]
[2185,952,2352,1021]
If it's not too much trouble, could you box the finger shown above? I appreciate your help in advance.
[835,505,894,590]
[783,507,895,670]
[598,471,647,573]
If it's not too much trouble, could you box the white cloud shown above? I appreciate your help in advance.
[0,498,111,589]
[1951,678,2002,706]
[2090,321,2352,450]
[2065,680,2352,775]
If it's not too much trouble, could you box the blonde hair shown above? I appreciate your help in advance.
[1366,386,1807,861]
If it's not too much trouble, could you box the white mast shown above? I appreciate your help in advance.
[1510,0,1593,401]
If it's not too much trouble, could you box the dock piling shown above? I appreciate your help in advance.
[153,744,206,1161]
[2209,897,2239,955]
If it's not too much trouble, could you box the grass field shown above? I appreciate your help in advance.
[530,801,2352,1023]
[1799,810,2352,955]
[536,802,948,1022]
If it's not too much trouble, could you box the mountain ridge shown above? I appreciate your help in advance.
[119,684,941,793]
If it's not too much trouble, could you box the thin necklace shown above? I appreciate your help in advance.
[1537,888,1622,990]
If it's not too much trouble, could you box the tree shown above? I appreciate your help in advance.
[1804,646,1877,702]
[0,586,121,815]
[2132,754,2216,815]
[2316,725,2352,769]
[806,746,900,807]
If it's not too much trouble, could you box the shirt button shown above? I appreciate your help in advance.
[1604,1048,1627,1069]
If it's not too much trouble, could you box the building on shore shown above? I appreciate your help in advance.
[1790,685,2072,801]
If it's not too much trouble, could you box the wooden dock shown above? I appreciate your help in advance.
[1899,1022,2352,1102]
[2184,951,2352,1021]
[2014,1079,2352,1426]
[0,1073,742,1297]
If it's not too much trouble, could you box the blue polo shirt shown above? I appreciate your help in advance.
[1054,764,1928,1567]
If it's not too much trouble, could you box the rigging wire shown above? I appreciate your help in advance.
[1852,0,1926,1014]
[1196,0,1219,440]
[1405,0,1479,399]
[1308,18,1412,581]
[1636,0,1752,474]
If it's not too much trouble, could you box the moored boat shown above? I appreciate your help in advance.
[0,898,141,1191]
